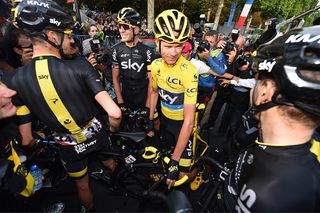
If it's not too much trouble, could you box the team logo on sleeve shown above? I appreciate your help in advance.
[146,50,152,62]
[186,87,197,97]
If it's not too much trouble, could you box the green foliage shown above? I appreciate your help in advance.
[75,0,320,27]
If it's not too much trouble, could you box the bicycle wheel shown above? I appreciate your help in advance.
[115,161,166,200]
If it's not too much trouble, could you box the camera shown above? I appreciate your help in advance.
[222,41,236,54]
[193,22,203,39]
[231,29,240,42]
[235,55,252,69]
[82,36,106,64]
[197,40,210,53]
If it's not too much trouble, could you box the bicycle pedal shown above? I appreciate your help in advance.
[190,172,203,191]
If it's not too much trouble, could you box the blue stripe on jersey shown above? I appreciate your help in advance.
[161,101,184,110]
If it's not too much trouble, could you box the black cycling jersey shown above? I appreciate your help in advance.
[224,142,320,212]
[3,55,104,133]
[112,41,155,107]
[0,117,18,159]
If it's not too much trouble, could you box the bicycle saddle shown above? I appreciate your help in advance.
[114,131,146,143]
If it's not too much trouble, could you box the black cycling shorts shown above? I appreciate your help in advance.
[123,87,148,109]
[58,129,113,178]
[160,115,193,172]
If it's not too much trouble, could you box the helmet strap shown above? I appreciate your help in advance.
[39,31,65,56]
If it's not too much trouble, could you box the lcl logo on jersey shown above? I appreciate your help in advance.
[167,77,182,85]
[121,59,144,72]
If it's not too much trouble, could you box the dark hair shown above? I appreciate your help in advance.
[204,30,216,37]
[3,23,27,68]
[257,72,320,128]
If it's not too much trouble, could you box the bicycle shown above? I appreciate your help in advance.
[112,145,189,200]
[190,155,231,212]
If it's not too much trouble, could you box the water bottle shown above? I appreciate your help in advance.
[29,165,43,193]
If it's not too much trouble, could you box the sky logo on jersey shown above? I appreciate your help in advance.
[146,50,152,62]
[38,74,49,80]
[159,89,178,104]
[121,59,144,72]
[235,184,256,213]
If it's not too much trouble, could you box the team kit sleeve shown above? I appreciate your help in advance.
[80,60,106,96]
[150,60,159,90]
[111,46,119,69]
[183,64,199,104]
[2,72,32,124]
[146,48,157,72]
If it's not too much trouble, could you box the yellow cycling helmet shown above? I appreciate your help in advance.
[153,9,190,44]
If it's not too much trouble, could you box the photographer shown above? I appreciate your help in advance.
[182,41,234,103]
[82,36,116,100]
[219,55,254,137]
[203,30,217,52]
[204,34,246,131]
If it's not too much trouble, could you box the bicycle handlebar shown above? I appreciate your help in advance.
[141,146,189,187]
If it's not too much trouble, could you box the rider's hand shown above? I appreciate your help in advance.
[167,159,179,189]
[146,119,154,137]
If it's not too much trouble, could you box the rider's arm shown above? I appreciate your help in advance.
[112,67,124,104]
[172,65,198,160]
[111,47,124,104]
[146,72,153,108]
[95,91,121,132]
[145,49,156,108]
[171,104,195,161]
[148,60,159,121]
[18,122,34,146]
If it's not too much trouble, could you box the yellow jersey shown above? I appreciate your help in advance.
[150,56,198,120]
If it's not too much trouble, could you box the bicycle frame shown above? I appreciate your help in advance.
[191,103,209,165]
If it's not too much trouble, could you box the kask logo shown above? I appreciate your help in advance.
[27,0,49,8]
[285,34,320,43]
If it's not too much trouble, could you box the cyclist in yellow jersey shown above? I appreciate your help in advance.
[148,9,198,189]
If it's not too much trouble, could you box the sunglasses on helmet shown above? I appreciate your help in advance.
[118,23,133,30]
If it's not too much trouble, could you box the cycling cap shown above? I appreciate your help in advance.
[117,7,141,27]
[254,26,320,116]
[154,9,190,44]
[182,41,192,53]
[14,0,74,33]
